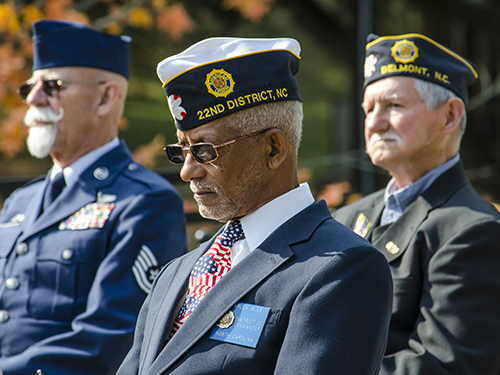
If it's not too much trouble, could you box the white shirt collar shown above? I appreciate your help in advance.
[49,138,120,188]
[231,183,315,267]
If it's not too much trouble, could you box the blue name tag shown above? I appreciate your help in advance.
[209,302,271,348]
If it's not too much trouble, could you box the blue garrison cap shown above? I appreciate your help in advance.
[157,37,302,131]
[364,33,478,104]
[33,19,131,79]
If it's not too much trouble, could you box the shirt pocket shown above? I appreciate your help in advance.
[27,231,106,321]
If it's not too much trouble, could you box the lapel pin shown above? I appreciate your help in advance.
[385,241,400,254]
[217,310,235,329]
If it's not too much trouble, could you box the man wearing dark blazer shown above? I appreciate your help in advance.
[333,33,500,374]
[117,37,393,375]
[0,20,187,375]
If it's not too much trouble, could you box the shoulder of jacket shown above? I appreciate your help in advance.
[119,161,176,191]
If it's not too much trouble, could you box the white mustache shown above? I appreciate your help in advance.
[24,107,64,127]
[190,180,216,194]
[368,132,403,148]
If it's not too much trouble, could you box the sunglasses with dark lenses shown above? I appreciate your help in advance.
[17,79,104,101]
[165,128,271,165]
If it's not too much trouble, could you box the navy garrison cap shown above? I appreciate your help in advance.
[157,37,302,131]
[33,19,131,79]
[364,33,478,104]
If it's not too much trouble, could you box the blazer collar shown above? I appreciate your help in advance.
[371,162,468,262]
[19,141,132,240]
[149,201,331,374]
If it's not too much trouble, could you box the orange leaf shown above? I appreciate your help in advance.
[0,106,28,159]
[44,0,73,19]
[156,4,195,41]
[222,0,275,22]
[22,5,45,28]
[127,7,154,29]
[0,3,20,33]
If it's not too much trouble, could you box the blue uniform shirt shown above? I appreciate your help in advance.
[0,140,187,375]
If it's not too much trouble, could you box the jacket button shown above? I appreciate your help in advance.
[62,249,73,260]
[16,242,29,256]
[5,277,20,290]
[0,310,9,323]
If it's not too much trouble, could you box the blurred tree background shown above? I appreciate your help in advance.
[1,0,500,217]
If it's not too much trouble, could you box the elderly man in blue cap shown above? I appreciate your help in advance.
[116,37,393,375]
[333,33,500,374]
[0,20,187,375]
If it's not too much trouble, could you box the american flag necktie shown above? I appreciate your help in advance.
[167,220,245,340]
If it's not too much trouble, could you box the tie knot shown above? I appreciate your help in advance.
[219,220,245,248]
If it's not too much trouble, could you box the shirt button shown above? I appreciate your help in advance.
[0,310,9,323]
[128,163,138,171]
[16,242,29,256]
[62,249,73,260]
[5,277,20,290]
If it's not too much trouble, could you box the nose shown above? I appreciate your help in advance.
[179,152,206,182]
[365,104,389,134]
[25,82,49,107]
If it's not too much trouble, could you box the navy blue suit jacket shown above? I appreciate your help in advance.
[117,200,393,375]
[0,141,187,375]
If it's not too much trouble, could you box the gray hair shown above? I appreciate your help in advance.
[412,78,467,135]
[219,101,303,155]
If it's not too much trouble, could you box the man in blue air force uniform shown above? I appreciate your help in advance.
[117,37,393,375]
[0,20,187,375]
[333,33,500,374]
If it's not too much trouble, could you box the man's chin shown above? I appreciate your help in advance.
[26,125,57,159]
[198,206,226,222]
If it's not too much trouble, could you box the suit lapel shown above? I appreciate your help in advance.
[140,247,208,372]
[19,142,131,242]
[348,191,385,241]
[150,201,330,375]
[371,163,468,262]
[151,236,293,375]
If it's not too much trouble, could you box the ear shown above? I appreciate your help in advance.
[266,129,290,170]
[96,82,121,117]
[442,97,465,135]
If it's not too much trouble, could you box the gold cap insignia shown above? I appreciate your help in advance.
[205,68,235,98]
[391,39,419,64]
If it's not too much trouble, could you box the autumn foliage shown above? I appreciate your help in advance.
[0,0,274,163]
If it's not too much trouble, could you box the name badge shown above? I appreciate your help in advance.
[209,302,271,348]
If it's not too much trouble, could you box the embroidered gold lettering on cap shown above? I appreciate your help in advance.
[391,39,419,64]
[217,310,235,329]
[385,241,400,254]
[205,69,235,98]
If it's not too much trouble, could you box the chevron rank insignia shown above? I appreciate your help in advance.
[132,245,160,294]
[353,213,372,238]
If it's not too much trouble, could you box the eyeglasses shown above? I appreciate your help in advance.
[17,79,105,101]
[165,128,272,165]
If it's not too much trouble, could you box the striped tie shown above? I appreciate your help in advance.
[168,220,244,340]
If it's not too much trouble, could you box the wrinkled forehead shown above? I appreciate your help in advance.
[176,117,236,144]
